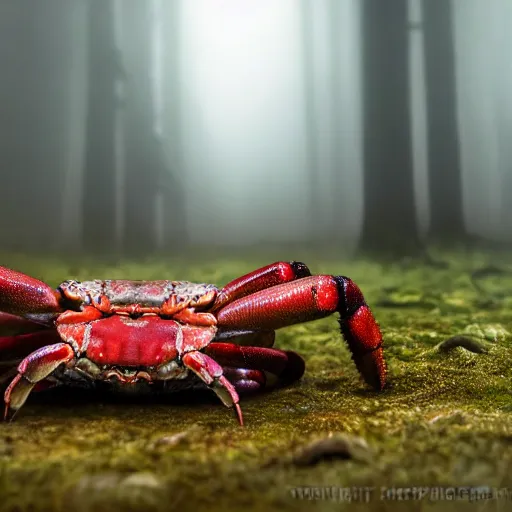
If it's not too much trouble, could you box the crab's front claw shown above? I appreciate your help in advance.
[0,311,53,336]
[216,274,386,390]
[337,296,385,391]
[0,266,62,318]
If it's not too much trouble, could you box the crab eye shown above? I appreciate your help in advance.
[58,280,86,304]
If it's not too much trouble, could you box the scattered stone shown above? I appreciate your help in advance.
[120,472,163,490]
[436,335,488,354]
[147,425,202,450]
[291,434,371,467]
[262,434,372,468]
[150,431,189,449]
[72,472,123,496]
[70,471,166,511]
[428,411,468,426]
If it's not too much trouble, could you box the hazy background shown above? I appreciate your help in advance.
[0,0,510,258]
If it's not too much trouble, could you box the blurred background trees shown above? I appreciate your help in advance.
[0,0,510,258]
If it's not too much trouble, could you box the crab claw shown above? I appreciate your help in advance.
[216,271,386,390]
[0,266,62,318]
[0,311,53,336]
[338,301,385,391]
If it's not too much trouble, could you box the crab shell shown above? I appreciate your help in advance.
[0,261,387,424]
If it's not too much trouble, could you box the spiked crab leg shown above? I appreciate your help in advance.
[0,330,62,361]
[213,261,311,311]
[215,271,386,390]
[0,267,63,317]
[0,267,65,391]
[205,343,305,386]
[4,343,75,420]
[182,351,244,424]
[222,368,267,393]
[0,312,52,336]
[183,344,306,424]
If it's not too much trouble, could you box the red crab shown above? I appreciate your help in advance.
[0,261,386,424]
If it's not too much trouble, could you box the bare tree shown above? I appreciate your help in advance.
[422,0,466,243]
[299,0,321,242]
[359,0,421,256]
[83,0,122,252]
[121,0,186,255]
[0,1,73,251]
[157,0,188,249]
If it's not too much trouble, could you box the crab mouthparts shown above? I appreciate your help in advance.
[103,367,153,383]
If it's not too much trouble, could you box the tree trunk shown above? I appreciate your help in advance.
[156,0,188,250]
[299,0,321,242]
[360,0,421,257]
[83,0,120,253]
[118,1,155,255]
[423,0,466,242]
[0,1,73,251]
[156,0,189,250]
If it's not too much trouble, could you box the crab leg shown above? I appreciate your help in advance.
[182,351,244,425]
[0,312,52,336]
[222,368,266,393]
[216,275,386,390]
[205,343,305,386]
[213,261,311,311]
[0,330,62,361]
[0,266,62,317]
[214,328,276,347]
[4,343,75,420]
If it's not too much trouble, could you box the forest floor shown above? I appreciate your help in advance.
[0,246,511,512]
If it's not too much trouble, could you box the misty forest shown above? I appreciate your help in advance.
[1,0,511,256]
[1,2,512,512]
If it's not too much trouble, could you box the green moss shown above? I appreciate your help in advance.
[0,248,511,512]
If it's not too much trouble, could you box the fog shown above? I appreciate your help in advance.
[0,0,511,257]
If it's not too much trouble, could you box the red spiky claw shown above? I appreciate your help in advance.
[0,312,52,336]
[182,343,306,425]
[182,350,244,425]
[214,271,386,390]
[0,266,63,319]
[4,343,75,421]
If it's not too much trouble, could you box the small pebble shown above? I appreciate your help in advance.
[292,434,371,466]
[120,472,163,490]
[436,336,488,354]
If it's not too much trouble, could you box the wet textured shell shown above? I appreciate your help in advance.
[59,280,218,308]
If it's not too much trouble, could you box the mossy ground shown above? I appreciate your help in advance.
[0,247,511,512]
